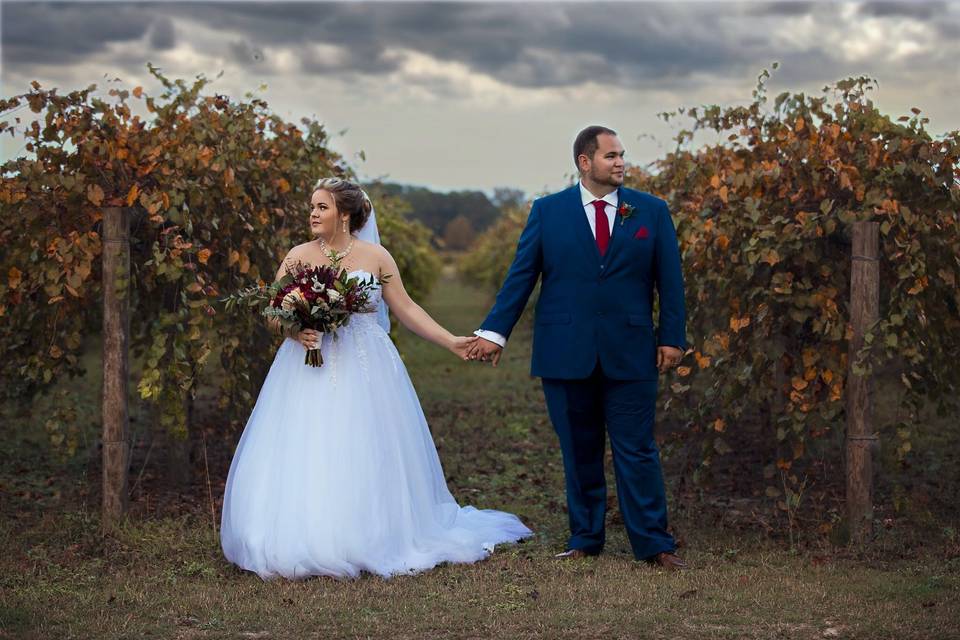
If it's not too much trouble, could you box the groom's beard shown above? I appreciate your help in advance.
[589,168,624,188]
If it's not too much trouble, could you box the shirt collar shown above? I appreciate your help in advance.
[579,181,619,208]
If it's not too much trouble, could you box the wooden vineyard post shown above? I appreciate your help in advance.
[102,206,131,531]
[846,221,880,543]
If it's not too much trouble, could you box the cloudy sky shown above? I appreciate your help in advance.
[2,1,959,195]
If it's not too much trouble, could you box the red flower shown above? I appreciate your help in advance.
[617,202,636,226]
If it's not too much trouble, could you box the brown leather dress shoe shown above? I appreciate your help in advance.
[553,549,589,559]
[645,551,687,570]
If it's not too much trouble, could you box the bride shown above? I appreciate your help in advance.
[220,177,532,580]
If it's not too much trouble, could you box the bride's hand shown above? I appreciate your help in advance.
[296,329,323,349]
[448,335,479,361]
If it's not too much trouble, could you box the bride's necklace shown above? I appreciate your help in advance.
[317,234,355,262]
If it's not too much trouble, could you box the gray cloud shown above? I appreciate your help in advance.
[149,17,176,51]
[747,2,817,16]
[228,40,267,67]
[1,2,810,86]
[858,1,948,19]
[1,2,154,64]
[2,1,959,193]
[3,1,959,93]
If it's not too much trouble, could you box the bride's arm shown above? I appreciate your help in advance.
[265,254,295,338]
[378,246,476,359]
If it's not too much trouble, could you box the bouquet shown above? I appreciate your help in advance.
[223,258,383,366]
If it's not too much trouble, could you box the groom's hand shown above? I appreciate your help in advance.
[657,346,683,373]
[467,337,503,366]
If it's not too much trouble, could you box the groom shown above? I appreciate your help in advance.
[468,126,687,569]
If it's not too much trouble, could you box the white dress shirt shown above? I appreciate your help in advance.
[475,182,618,348]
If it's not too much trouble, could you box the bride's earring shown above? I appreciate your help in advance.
[342,219,348,234]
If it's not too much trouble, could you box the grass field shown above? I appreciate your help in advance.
[2,270,959,639]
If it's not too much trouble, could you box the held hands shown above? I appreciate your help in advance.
[657,346,683,373]
[449,335,480,361]
[465,337,503,366]
[454,334,678,371]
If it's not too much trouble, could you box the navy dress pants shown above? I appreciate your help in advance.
[541,362,675,559]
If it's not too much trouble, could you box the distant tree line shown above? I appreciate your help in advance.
[376,183,525,251]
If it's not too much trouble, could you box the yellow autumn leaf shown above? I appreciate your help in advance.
[676,366,692,377]
[840,171,853,191]
[830,381,842,401]
[716,332,730,350]
[822,369,834,384]
[695,352,712,369]
[907,276,928,295]
[804,366,817,381]
[277,177,291,194]
[729,315,751,333]
[87,183,104,206]
[710,175,721,189]
[125,184,140,207]
[791,376,808,391]
[713,418,726,433]
[133,86,143,98]
[718,185,729,204]
[761,248,780,266]
[197,248,212,265]
[8,266,22,290]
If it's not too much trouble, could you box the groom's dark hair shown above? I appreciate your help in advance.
[574,125,617,170]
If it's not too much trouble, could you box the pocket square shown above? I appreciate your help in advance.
[634,226,650,239]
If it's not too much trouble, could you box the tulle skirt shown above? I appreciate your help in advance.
[220,314,533,580]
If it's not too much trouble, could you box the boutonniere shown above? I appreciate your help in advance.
[617,202,635,226]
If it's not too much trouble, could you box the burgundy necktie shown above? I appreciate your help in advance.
[592,199,610,256]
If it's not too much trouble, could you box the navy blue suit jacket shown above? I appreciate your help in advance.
[480,184,686,381]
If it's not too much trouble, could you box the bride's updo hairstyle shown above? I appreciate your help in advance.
[313,177,373,233]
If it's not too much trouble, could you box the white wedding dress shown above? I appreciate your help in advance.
[220,271,532,580]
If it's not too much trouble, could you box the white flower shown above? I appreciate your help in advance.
[327,289,342,303]
[281,289,306,311]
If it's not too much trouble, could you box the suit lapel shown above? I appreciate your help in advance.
[566,184,601,266]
